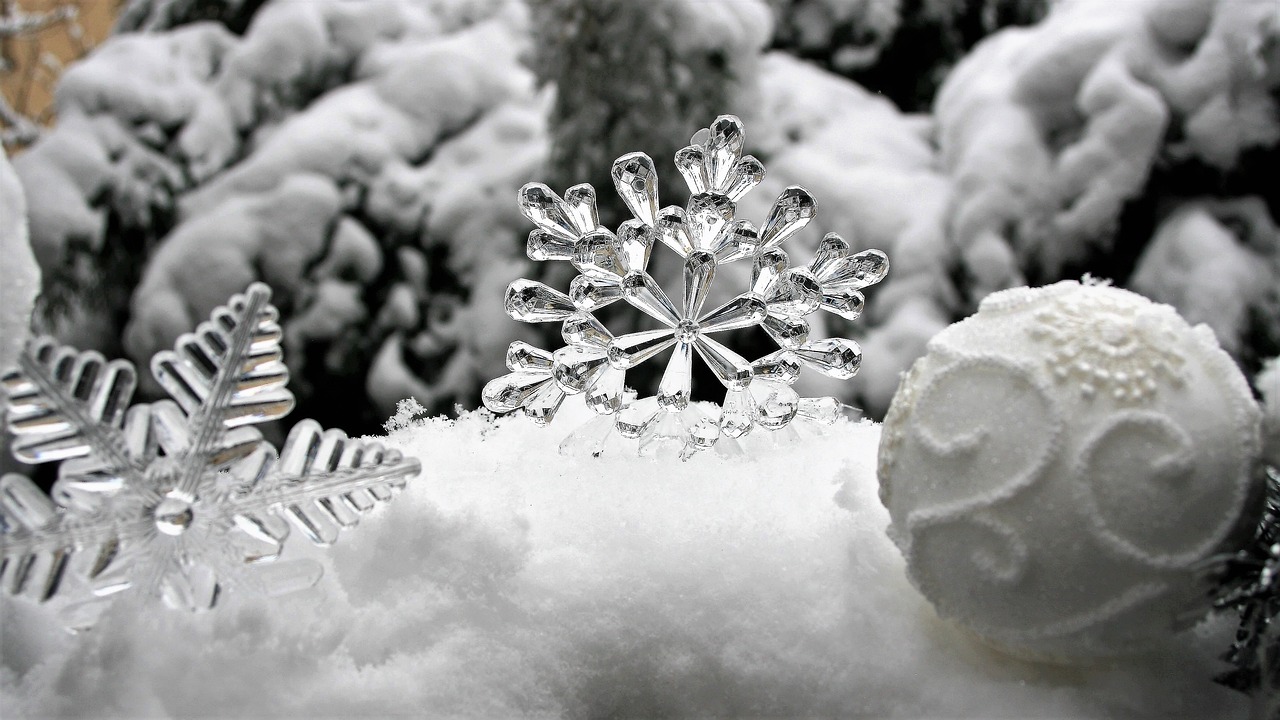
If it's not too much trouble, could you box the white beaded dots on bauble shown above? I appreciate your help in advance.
[877,280,1264,661]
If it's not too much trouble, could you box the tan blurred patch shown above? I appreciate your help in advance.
[2,0,119,146]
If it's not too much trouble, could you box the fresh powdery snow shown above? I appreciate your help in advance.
[0,403,1245,718]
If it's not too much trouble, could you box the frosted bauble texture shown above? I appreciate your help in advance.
[877,281,1263,660]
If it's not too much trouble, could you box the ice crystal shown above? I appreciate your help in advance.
[0,283,421,629]
[484,115,887,459]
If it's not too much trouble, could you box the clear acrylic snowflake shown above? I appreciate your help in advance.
[0,283,421,629]
[483,115,888,459]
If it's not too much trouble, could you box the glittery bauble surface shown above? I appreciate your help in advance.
[877,281,1263,661]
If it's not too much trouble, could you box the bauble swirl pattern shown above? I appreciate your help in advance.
[877,281,1263,660]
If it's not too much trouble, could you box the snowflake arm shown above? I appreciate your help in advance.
[150,283,294,500]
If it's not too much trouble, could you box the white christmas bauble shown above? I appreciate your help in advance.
[877,281,1263,660]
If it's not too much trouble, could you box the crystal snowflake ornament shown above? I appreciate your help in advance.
[484,115,888,458]
[0,283,421,629]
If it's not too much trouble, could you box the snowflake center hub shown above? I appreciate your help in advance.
[154,494,195,537]
[676,319,700,343]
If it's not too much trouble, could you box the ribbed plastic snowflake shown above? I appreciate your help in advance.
[0,283,420,630]
[483,115,888,458]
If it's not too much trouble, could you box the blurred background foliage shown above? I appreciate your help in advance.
[1,0,1277,452]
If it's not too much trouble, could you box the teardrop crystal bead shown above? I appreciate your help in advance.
[793,338,862,379]
[638,409,685,460]
[681,405,720,451]
[616,396,660,438]
[674,144,709,194]
[527,228,574,261]
[656,206,693,258]
[573,230,629,278]
[796,396,842,425]
[820,287,865,321]
[618,219,654,271]
[762,314,809,349]
[722,155,765,202]
[759,186,816,250]
[718,387,754,438]
[505,279,576,322]
[552,346,609,394]
[764,269,823,318]
[809,232,849,278]
[657,341,693,410]
[522,381,567,425]
[751,350,801,385]
[482,372,553,413]
[563,183,600,235]
[518,183,579,241]
[749,380,799,429]
[683,251,717,320]
[505,341,553,372]
[694,335,753,388]
[611,152,659,226]
[699,294,768,333]
[584,364,626,415]
[621,272,681,327]
[714,220,760,263]
[607,328,676,369]
[562,312,613,349]
[569,274,624,312]
[559,413,616,457]
[819,248,889,289]
[714,435,745,458]
[686,193,735,252]
[705,115,746,191]
[752,248,789,296]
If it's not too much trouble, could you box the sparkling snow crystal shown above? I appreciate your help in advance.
[0,283,421,629]
[483,115,888,458]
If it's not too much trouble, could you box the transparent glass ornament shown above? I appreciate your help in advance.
[0,283,421,628]
[483,115,889,459]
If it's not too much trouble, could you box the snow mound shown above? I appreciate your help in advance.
[0,406,1245,717]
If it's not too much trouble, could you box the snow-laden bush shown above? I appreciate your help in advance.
[12,0,1279,426]
[766,0,1050,111]
[741,0,1280,414]
[14,0,541,434]
[934,0,1280,363]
